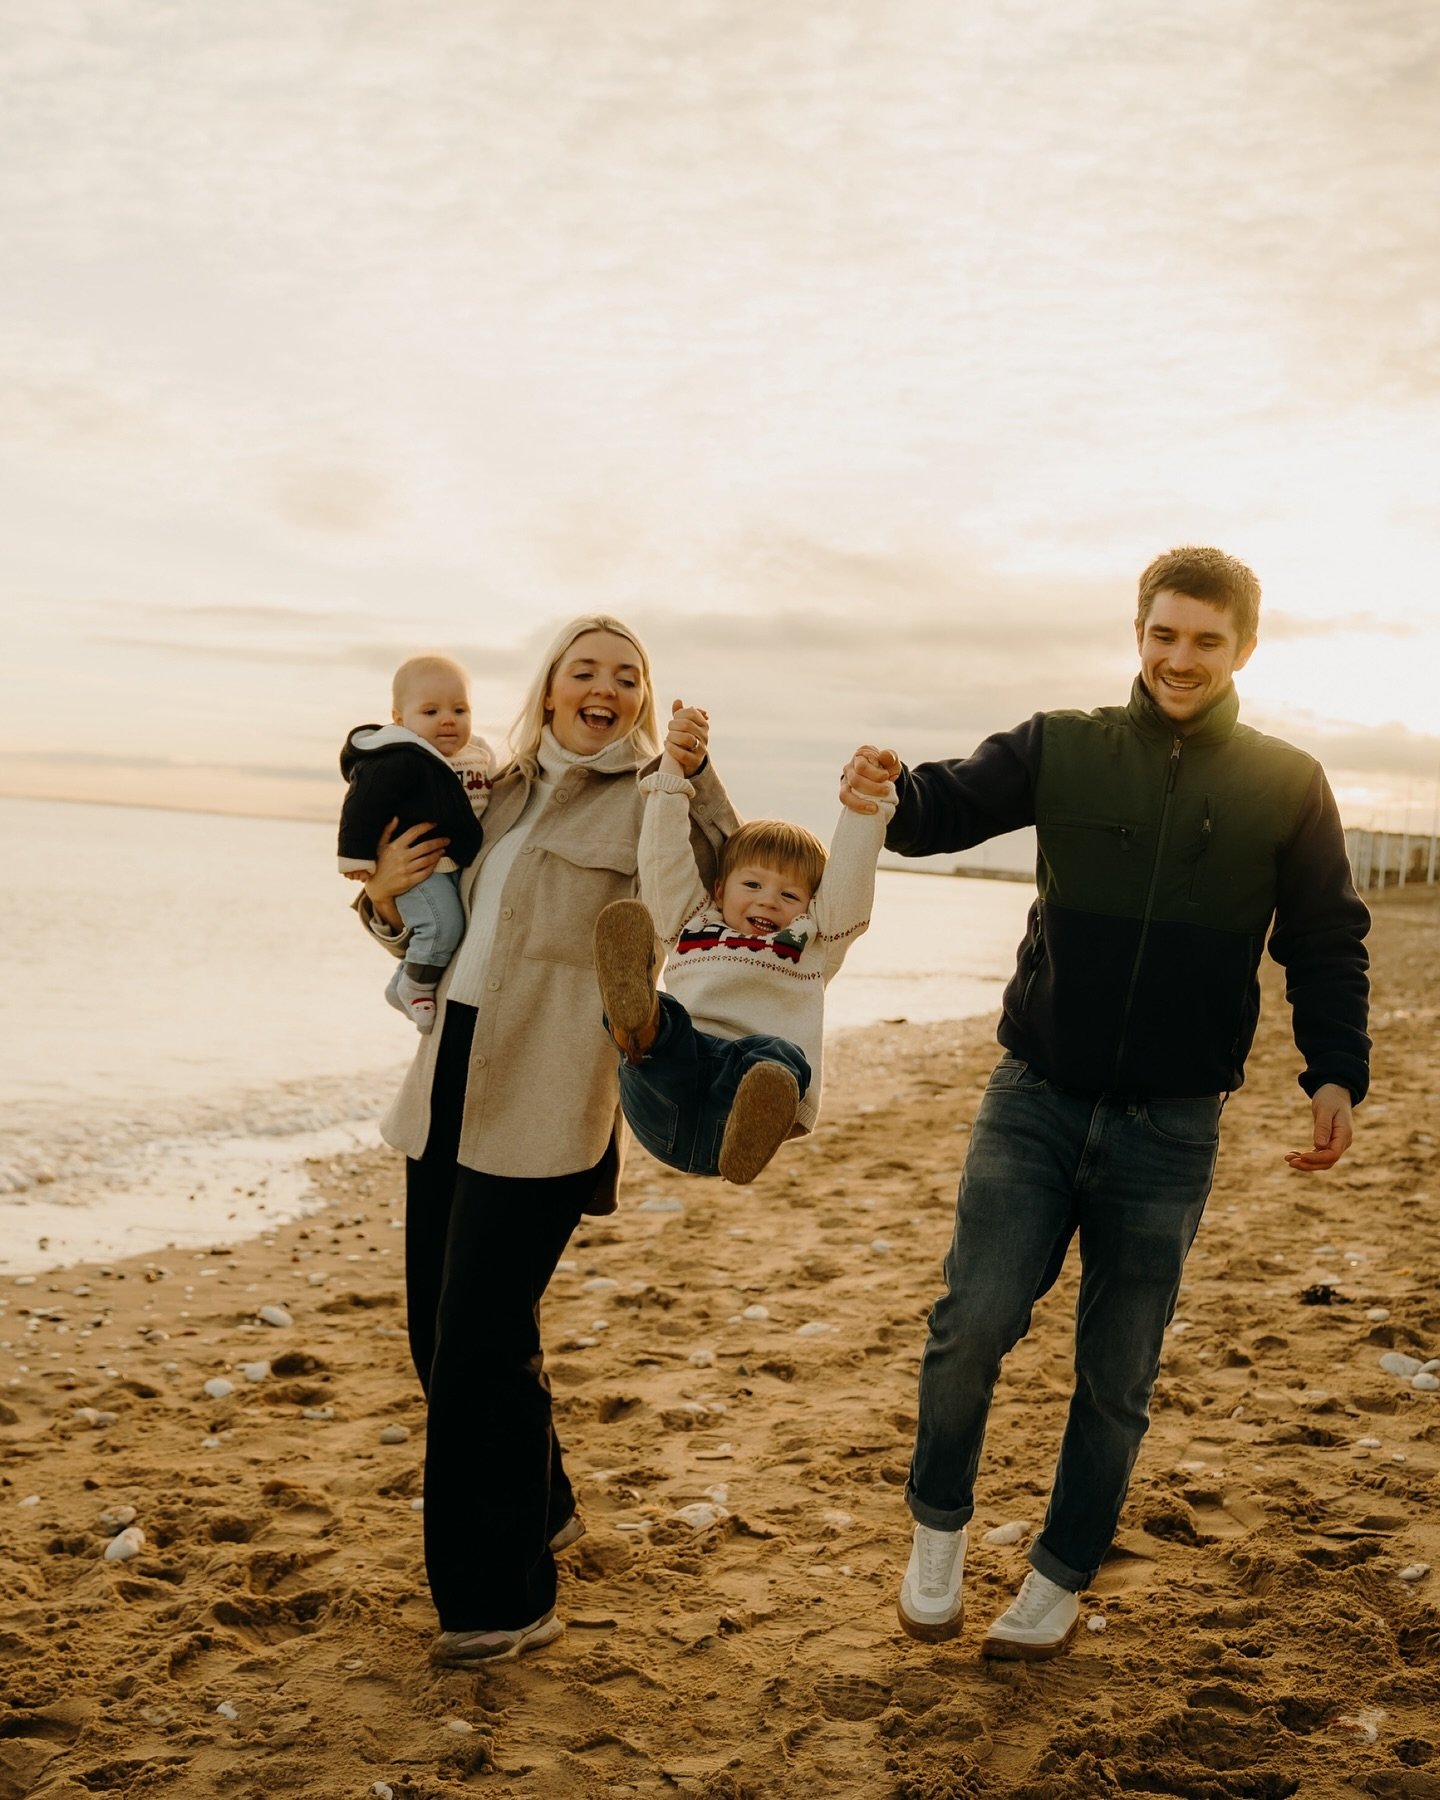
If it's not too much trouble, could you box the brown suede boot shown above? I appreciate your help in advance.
[593,899,660,1064]
[717,1062,800,1184]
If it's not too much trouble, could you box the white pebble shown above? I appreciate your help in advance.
[1422,1359,1440,1375]
[410,1497,424,1511]
[444,1718,474,1734]
[98,1505,137,1533]
[581,1276,619,1293]
[379,1425,410,1445]
[1379,1352,1423,1378]
[702,1484,729,1505]
[73,1407,117,1429]
[1398,1564,1430,1583]
[672,1501,729,1533]
[373,1786,395,1800]
[795,1321,833,1337]
[869,1238,893,1255]
[1087,1614,1108,1633]
[591,1318,610,1332]
[1356,1437,1383,1449]
[257,1304,293,1328]
[1414,1373,1440,1392]
[982,1520,1031,1547]
[240,1361,270,1383]
[203,1378,234,1400]
[1365,1307,1390,1322]
[741,1304,770,1322]
[103,1526,145,1562]
[301,1406,334,1421]
[215,1701,239,1721]
[18,1494,39,1508]
[822,1509,854,1530]
[688,1349,716,1368]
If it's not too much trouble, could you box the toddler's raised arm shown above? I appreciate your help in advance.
[812,756,898,974]
[637,769,710,943]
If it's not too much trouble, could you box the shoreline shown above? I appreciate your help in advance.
[1,889,1435,1798]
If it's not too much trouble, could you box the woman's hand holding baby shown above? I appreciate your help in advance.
[365,818,450,927]
[840,745,900,814]
[664,699,710,778]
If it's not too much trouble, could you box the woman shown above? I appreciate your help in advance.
[360,615,735,1665]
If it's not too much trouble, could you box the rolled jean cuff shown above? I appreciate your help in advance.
[1028,1535,1088,1593]
[905,1481,973,1534]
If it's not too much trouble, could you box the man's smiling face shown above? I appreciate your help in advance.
[1137,589,1256,732]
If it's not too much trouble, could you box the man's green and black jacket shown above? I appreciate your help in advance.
[887,679,1370,1102]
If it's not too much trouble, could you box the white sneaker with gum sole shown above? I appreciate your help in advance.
[981,1569,1080,1660]
[897,1523,967,1642]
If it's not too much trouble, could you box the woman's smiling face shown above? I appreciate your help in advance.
[544,629,647,755]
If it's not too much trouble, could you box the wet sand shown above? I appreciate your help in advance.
[2,888,1436,1800]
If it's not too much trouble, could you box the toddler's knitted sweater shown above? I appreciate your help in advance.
[638,771,893,1132]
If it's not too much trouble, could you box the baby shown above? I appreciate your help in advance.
[338,654,494,1032]
[593,732,895,1183]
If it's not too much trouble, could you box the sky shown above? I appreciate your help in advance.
[2,0,1438,848]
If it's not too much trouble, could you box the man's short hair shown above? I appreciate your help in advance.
[1136,547,1261,646]
[718,819,828,895]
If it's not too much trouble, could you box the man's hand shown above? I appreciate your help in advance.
[665,699,710,777]
[840,744,901,814]
[1285,1082,1355,1172]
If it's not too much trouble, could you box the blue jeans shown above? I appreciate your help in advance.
[908,1054,1222,1591]
[615,994,812,1178]
[396,870,464,979]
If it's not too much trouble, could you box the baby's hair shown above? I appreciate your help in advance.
[392,653,470,712]
[718,820,828,896]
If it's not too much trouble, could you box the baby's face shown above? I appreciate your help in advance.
[394,676,472,758]
[715,864,813,937]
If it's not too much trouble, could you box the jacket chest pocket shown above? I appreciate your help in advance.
[1039,813,1145,912]
[523,839,640,967]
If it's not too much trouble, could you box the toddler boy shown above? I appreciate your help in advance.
[338,653,494,1032]
[593,742,895,1183]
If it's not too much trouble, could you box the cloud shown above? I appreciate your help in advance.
[2,749,327,784]
[1262,611,1420,641]
[1248,711,1440,779]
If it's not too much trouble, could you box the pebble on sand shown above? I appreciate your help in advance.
[741,1304,770,1322]
[1379,1352,1423,1378]
[1365,1307,1391,1322]
[378,1424,410,1444]
[1413,1373,1440,1392]
[672,1501,729,1533]
[445,1719,475,1735]
[97,1505,137,1533]
[215,1702,239,1721]
[203,1378,234,1400]
[982,1520,1031,1546]
[73,1408,118,1429]
[795,1321,833,1337]
[103,1526,145,1562]
[1398,1564,1430,1582]
[240,1361,270,1383]
[1087,1615,1108,1633]
[372,1786,395,1800]
[257,1304,293,1328]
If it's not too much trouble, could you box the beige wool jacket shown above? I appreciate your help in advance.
[363,744,738,1215]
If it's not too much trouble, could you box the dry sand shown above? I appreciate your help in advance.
[2,888,1437,1800]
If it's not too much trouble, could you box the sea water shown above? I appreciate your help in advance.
[0,796,1033,1270]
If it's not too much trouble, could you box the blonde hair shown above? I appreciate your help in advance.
[392,653,470,713]
[717,820,828,896]
[507,614,660,766]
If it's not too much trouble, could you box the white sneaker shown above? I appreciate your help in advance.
[897,1523,967,1641]
[430,1609,565,1666]
[981,1569,1080,1661]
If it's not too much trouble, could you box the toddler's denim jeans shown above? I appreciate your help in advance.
[616,994,811,1177]
[395,869,464,981]
[907,1053,1222,1592]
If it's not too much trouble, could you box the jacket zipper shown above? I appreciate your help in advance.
[1111,735,1183,1087]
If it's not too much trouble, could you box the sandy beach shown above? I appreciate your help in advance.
[2,887,1436,1800]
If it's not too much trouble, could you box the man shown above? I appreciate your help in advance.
[841,546,1370,1661]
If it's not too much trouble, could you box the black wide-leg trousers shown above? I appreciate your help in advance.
[405,1002,594,1630]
